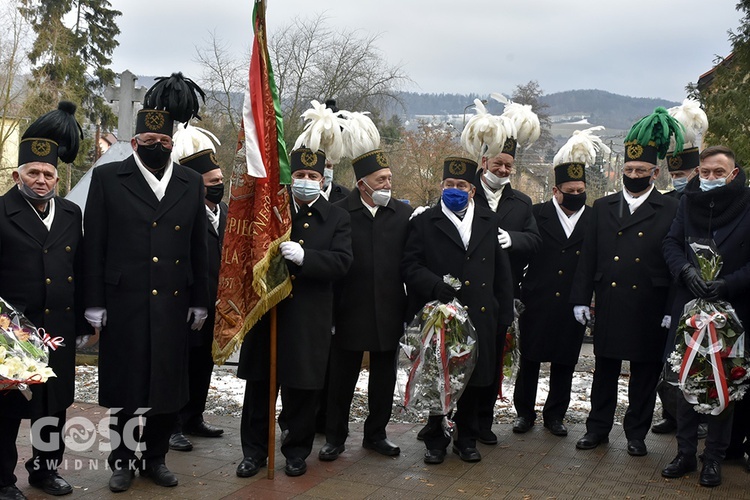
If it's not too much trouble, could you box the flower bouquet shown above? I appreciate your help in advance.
[668,240,750,415]
[397,276,477,425]
[500,299,524,399]
[0,296,58,399]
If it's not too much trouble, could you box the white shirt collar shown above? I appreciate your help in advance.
[480,178,505,211]
[133,152,173,201]
[551,196,585,238]
[359,196,378,216]
[622,184,654,214]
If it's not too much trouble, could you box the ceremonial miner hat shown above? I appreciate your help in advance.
[290,148,326,175]
[136,72,206,137]
[180,150,221,174]
[172,123,221,173]
[665,99,707,172]
[552,126,611,185]
[19,101,82,167]
[337,105,384,179]
[461,98,516,160]
[352,149,390,179]
[442,156,477,184]
[293,100,346,165]
[624,107,684,164]
[499,96,541,159]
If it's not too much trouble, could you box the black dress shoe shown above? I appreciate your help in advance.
[575,432,608,450]
[318,442,345,461]
[108,468,135,493]
[697,422,708,440]
[651,418,677,434]
[452,445,481,462]
[0,485,26,500]
[745,456,750,472]
[627,439,647,457]
[512,417,534,434]
[169,432,193,451]
[236,457,266,478]
[362,437,400,456]
[700,459,721,487]
[140,463,178,487]
[416,423,430,441]
[424,449,446,464]
[544,420,568,437]
[183,420,224,437]
[28,473,72,496]
[477,428,498,445]
[285,457,307,477]
[661,453,697,478]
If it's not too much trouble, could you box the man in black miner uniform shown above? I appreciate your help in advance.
[83,73,210,492]
[473,137,541,444]
[236,148,352,478]
[318,148,412,461]
[661,145,750,487]
[570,108,681,457]
[0,103,87,500]
[513,151,592,438]
[402,157,514,464]
[169,148,227,452]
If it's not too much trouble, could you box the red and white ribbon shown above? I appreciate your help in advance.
[37,328,64,351]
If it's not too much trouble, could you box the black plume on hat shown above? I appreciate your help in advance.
[143,72,206,123]
[22,101,83,163]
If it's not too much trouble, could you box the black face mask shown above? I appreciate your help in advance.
[622,174,652,194]
[205,183,224,204]
[561,191,586,211]
[137,143,172,171]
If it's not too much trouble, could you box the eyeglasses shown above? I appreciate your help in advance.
[623,167,654,176]
[136,137,172,148]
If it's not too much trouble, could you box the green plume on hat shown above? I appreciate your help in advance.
[625,107,684,159]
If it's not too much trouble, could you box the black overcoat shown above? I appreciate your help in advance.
[328,182,350,204]
[332,191,412,351]
[0,188,88,418]
[473,172,541,294]
[238,197,352,390]
[401,202,514,387]
[519,201,591,365]
[191,201,227,347]
[663,194,750,357]
[83,157,209,415]
[569,189,678,362]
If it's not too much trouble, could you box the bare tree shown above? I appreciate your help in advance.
[268,13,410,147]
[0,0,32,185]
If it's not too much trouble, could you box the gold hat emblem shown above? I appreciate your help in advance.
[31,140,51,157]
[668,155,683,170]
[567,164,584,179]
[627,143,644,159]
[448,160,467,175]
[503,138,516,153]
[210,152,219,166]
[376,152,389,168]
[144,111,165,131]
[301,150,318,167]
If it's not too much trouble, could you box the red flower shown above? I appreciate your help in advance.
[707,387,718,399]
[731,366,747,381]
[720,348,730,359]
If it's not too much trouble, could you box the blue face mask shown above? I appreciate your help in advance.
[442,188,469,212]
[699,177,728,192]
[672,176,688,193]
[291,178,321,202]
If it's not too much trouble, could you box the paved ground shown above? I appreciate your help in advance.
[11,404,750,499]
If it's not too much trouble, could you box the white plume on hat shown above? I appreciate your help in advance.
[293,100,345,164]
[171,123,221,163]
[495,93,541,149]
[339,110,380,159]
[553,126,610,167]
[460,99,516,159]
[667,98,708,148]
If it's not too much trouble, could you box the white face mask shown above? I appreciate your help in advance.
[362,179,391,207]
[699,176,729,192]
[483,169,510,189]
[323,168,334,189]
[291,178,321,202]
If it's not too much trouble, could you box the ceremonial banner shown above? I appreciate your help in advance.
[212,0,291,364]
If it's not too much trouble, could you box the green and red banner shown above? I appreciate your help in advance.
[212,0,291,364]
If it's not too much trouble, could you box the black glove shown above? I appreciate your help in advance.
[433,282,457,303]
[705,279,728,302]
[680,265,710,299]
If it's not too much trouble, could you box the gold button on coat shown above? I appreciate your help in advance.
[152,222,157,227]
[67,276,73,282]
[65,246,71,252]
[558,270,563,275]
[632,285,637,290]
[298,239,304,245]
[638,232,644,237]
[555,292,561,297]
[174,291,179,296]
[152,257,159,263]
[175,225,181,231]
[480,307,486,312]
[464,281,470,286]
[613,256,619,262]
[303,223,309,229]
[45,278,51,284]
[44,309,50,314]
[635,258,641,263]
[152,289,158,296]
[611,282,617,287]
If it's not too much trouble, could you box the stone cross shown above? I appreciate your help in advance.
[104,69,147,140]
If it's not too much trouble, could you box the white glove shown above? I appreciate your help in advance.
[75,335,92,348]
[573,305,591,326]
[409,205,429,221]
[661,315,671,329]
[84,307,107,328]
[280,241,305,265]
[187,307,208,331]
[497,228,512,249]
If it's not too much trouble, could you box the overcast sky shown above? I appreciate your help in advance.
[109,0,741,102]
